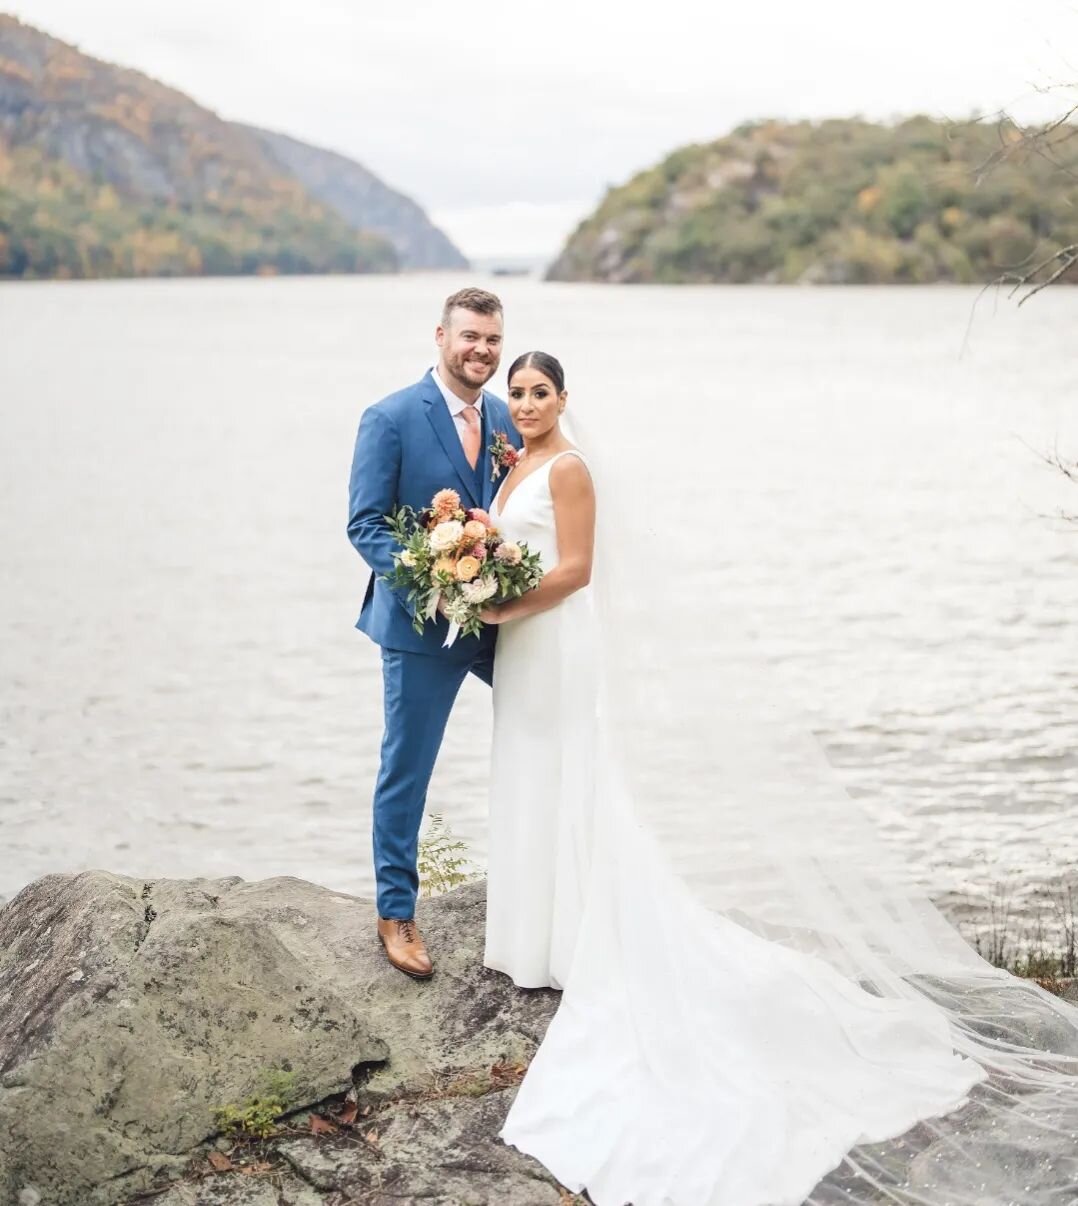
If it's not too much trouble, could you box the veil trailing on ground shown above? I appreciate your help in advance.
[501,407,1078,1204]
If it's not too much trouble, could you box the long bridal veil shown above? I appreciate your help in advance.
[500,408,1078,1204]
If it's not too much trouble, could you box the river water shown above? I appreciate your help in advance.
[1,275,1075,945]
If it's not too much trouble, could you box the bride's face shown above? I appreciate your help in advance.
[507,367,566,438]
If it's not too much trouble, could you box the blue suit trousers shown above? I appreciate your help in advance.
[373,635,495,918]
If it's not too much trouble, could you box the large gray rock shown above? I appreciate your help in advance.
[0,873,562,1206]
[10,869,1070,1206]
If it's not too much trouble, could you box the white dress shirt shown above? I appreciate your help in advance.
[432,366,484,450]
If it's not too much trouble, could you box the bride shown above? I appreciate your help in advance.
[475,350,1078,1206]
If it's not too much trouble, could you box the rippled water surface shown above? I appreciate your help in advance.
[1,276,1075,938]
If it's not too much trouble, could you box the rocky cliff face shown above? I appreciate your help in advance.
[247,126,468,271]
[0,16,465,278]
[0,16,295,207]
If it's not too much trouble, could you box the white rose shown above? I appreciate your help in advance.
[461,576,498,605]
[429,520,464,554]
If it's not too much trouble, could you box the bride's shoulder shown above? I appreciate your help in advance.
[549,447,594,493]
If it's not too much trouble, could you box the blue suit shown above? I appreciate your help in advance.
[347,369,522,918]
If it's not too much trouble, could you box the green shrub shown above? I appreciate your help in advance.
[212,1068,297,1140]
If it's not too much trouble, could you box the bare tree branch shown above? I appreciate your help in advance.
[997,242,1078,304]
[970,108,1078,186]
[1017,437,1078,525]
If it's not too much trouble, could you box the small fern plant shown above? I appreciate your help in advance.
[418,812,481,897]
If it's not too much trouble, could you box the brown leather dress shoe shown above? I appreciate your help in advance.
[377,916,434,979]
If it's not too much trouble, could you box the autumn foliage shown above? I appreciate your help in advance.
[548,115,1078,285]
[0,16,397,279]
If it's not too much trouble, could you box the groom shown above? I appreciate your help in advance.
[347,287,522,979]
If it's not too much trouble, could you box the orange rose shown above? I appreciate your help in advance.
[462,519,487,541]
[433,557,456,579]
[455,556,481,582]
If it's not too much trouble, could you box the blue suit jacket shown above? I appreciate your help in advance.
[347,369,522,658]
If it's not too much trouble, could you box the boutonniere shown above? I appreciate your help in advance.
[488,431,520,483]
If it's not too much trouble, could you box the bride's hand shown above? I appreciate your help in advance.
[480,605,505,625]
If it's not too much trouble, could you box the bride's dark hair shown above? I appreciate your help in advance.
[507,350,565,394]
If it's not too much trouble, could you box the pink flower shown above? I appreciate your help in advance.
[494,541,523,566]
[471,542,488,561]
[488,432,520,482]
[467,508,492,526]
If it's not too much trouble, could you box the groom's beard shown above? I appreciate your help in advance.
[446,355,499,392]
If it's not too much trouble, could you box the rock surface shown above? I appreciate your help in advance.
[5,869,1075,1205]
[0,873,563,1206]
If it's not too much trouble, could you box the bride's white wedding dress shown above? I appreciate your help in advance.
[483,450,994,1206]
[485,449,599,990]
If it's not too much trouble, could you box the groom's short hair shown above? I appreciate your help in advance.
[441,287,503,327]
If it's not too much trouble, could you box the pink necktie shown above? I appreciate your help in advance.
[461,405,481,470]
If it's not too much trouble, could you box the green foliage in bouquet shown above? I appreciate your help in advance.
[383,506,442,633]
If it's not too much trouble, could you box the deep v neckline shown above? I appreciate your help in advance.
[492,452,560,518]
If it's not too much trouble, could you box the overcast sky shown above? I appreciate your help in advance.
[9,1,1078,261]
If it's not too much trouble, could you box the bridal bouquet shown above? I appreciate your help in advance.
[383,489,543,645]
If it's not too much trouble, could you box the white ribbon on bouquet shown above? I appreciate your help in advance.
[426,591,461,648]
